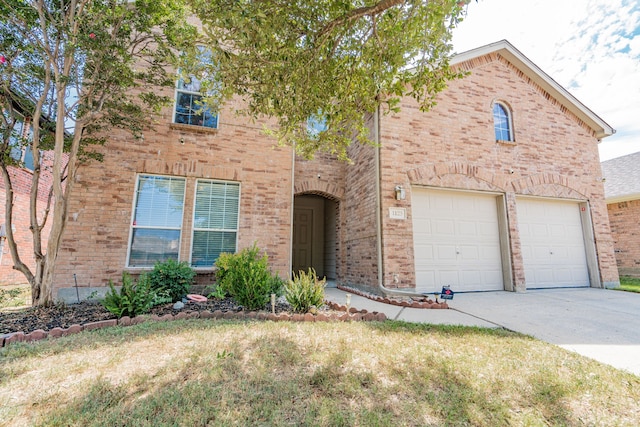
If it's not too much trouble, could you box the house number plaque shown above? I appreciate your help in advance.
[389,207,406,220]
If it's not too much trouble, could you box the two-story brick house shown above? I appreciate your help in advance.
[601,152,640,278]
[52,40,619,301]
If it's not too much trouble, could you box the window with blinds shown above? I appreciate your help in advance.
[128,175,186,267]
[191,180,240,267]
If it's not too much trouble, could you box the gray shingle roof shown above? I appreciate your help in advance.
[601,151,640,202]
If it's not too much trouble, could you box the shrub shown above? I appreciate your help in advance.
[285,268,326,313]
[147,259,196,302]
[206,284,227,300]
[103,272,155,318]
[215,244,283,310]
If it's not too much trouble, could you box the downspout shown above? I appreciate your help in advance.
[374,107,430,298]
[289,145,296,279]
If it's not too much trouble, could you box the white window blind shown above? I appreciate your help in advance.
[191,180,240,267]
[128,175,186,267]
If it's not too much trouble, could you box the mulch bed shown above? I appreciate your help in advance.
[0,297,380,339]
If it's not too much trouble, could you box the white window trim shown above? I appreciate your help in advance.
[492,100,515,143]
[189,179,241,269]
[173,47,219,130]
[126,173,187,269]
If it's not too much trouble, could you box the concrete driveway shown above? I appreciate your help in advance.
[325,287,640,376]
[449,288,640,376]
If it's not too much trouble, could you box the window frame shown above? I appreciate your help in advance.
[173,47,219,130]
[307,113,328,137]
[492,101,514,143]
[7,115,36,170]
[126,174,187,268]
[189,178,241,269]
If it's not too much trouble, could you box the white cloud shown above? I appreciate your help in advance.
[452,0,640,160]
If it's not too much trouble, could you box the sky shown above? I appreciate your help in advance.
[451,0,640,161]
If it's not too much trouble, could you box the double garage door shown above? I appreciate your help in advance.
[411,188,590,292]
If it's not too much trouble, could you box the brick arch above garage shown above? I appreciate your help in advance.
[407,162,508,192]
[511,173,589,199]
[406,162,589,200]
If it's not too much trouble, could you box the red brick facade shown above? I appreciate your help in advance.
[377,49,618,291]
[0,151,56,286]
[53,97,294,291]
[51,41,619,299]
[607,200,640,277]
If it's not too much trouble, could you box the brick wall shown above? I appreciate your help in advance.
[377,52,618,291]
[607,199,640,277]
[52,96,294,295]
[341,118,379,289]
[0,151,57,286]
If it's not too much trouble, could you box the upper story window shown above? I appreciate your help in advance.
[7,115,35,170]
[307,113,328,137]
[174,48,218,129]
[493,101,513,142]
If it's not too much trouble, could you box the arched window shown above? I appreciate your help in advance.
[493,102,513,142]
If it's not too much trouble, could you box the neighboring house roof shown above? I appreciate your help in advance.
[601,151,640,203]
[451,40,615,140]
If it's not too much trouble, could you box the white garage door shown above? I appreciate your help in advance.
[516,198,589,289]
[412,188,504,293]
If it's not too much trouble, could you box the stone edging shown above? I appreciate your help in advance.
[0,301,387,348]
[336,285,449,309]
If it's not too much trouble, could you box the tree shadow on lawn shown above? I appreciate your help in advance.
[2,320,586,426]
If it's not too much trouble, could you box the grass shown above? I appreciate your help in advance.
[1,320,639,426]
[618,276,640,293]
[0,285,31,310]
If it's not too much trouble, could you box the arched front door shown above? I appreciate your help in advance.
[292,194,337,280]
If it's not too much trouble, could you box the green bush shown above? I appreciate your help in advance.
[103,272,155,318]
[285,268,326,313]
[215,244,283,310]
[147,259,196,302]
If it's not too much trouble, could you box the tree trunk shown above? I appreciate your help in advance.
[31,255,55,306]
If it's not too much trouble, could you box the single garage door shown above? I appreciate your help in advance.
[516,198,589,289]
[412,188,504,293]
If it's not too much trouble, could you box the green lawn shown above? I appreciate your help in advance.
[0,285,30,310]
[1,320,639,426]
[617,276,640,293]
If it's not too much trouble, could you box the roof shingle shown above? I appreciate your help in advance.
[601,151,640,202]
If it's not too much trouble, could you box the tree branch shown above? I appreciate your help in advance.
[316,0,405,40]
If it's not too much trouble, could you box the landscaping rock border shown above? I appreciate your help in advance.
[0,300,386,348]
[336,285,449,309]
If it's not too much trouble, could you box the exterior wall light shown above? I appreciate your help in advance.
[394,185,406,200]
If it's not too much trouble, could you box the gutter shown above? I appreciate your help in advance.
[374,107,429,298]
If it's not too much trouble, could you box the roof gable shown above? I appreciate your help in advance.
[451,40,615,140]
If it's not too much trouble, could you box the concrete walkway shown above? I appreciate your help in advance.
[324,287,640,376]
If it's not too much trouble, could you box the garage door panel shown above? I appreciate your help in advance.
[434,219,455,235]
[517,198,589,289]
[437,246,457,261]
[412,188,504,293]
[458,220,478,236]
[413,218,432,234]
[549,224,566,238]
[531,224,549,237]
[440,270,461,285]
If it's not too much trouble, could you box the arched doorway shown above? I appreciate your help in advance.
[292,194,338,280]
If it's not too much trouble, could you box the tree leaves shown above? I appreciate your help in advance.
[191,0,469,160]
